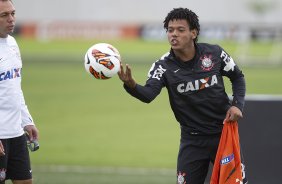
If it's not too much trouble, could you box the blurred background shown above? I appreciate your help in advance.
[9,0,282,183]
[14,0,282,66]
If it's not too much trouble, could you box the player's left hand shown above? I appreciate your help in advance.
[24,125,39,141]
[225,106,243,123]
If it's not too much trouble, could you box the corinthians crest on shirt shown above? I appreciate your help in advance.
[200,55,214,71]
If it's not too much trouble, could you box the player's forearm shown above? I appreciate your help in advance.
[231,76,246,112]
[124,83,160,103]
[123,79,136,89]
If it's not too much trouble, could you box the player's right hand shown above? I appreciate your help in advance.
[118,63,136,89]
[24,125,39,142]
[0,140,5,156]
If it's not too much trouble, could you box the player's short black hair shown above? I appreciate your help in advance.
[163,8,200,42]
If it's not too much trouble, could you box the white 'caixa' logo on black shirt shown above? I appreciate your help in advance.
[177,74,218,93]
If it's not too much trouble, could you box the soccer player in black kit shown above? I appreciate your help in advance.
[118,8,247,184]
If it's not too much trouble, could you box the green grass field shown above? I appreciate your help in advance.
[8,38,282,183]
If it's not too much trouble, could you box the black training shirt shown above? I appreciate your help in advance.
[124,43,246,135]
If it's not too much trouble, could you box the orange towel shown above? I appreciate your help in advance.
[210,121,245,184]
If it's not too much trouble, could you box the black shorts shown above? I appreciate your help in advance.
[0,134,32,182]
[177,131,221,184]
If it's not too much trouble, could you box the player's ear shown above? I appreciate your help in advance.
[191,29,197,40]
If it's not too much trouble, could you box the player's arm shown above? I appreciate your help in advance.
[219,47,246,122]
[118,62,165,103]
[0,140,5,156]
[19,89,39,141]
[225,76,245,122]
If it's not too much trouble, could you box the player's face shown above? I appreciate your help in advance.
[167,19,197,51]
[0,0,16,38]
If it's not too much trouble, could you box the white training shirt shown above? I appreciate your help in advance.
[0,35,34,139]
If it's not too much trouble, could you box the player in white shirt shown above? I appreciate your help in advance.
[0,0,39,183]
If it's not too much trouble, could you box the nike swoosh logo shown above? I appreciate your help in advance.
[174,69,180,73]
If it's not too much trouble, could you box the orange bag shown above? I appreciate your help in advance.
[210,121,245,184]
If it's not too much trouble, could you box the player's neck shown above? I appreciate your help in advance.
[174,45,196,62]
